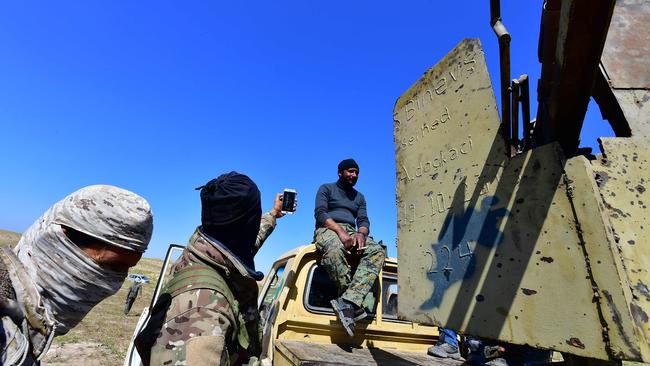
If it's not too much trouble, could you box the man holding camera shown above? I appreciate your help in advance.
[313,159,386,337]
[137,172,293,366]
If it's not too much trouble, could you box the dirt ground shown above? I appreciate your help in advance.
[42,342,113,366]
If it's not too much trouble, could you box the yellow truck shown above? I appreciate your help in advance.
[124,244,461,366]
[258,244,457,365]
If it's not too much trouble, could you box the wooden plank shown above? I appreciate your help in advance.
[276,340,466,366]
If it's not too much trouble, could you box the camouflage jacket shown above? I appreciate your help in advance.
[253,212,277,256]
[0,248,56,366]
[146,212,276,366]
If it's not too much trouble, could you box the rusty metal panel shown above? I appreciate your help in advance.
[601,0,650,89]
[592,137,650,361]
[612,90,650,142]
[394,39,611,359]
[394,38,506,337]
[534,0,616,154]
[565,156,646,361]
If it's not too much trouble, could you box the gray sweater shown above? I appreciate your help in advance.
[314,181,370,230]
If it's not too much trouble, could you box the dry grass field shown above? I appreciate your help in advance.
[1,229,163,365]
[43,256,163,365]
[0,229,21,247]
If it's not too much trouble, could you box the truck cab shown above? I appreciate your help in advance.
[258,244,452,365]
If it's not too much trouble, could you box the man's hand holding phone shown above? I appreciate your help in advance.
[270,189,298,218]
[280,189,297,215]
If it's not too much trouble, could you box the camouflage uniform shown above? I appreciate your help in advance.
[144,212,276,366]
[314,223,386,309]
[0,248,56,366]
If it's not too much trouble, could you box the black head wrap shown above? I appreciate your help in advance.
[196,172,262,269]
[337,158,359,172]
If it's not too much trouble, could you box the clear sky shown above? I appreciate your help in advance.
[0,1,614,274]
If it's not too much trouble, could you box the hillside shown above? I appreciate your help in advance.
[0,229,21,247]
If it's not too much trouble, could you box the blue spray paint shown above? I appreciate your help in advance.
[420,194,508,310]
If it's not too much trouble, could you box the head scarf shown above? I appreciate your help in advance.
[196,172,261,269]
[14,185,153,334]
[337,158,359,172]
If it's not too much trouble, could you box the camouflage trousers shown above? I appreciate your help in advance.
[314,224,386,308]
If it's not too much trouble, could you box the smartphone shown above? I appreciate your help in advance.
[281,189,297,214]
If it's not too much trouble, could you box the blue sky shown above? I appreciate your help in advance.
[0,1,613,273]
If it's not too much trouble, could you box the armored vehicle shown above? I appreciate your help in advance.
[394,1,650,365]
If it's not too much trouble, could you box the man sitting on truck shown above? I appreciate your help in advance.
[136,172,294,366]
[314,158,386,337]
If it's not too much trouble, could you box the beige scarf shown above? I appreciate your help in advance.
[15,185,153,335]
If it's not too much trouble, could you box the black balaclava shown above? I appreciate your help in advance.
[337,158,359,173]
[337,158,360,190]
[197,172,262,269]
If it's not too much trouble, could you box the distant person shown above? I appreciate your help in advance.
[137,172,295,366]
[0,185,153,365]
[314,159,386,337]
[124,281,144,315]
